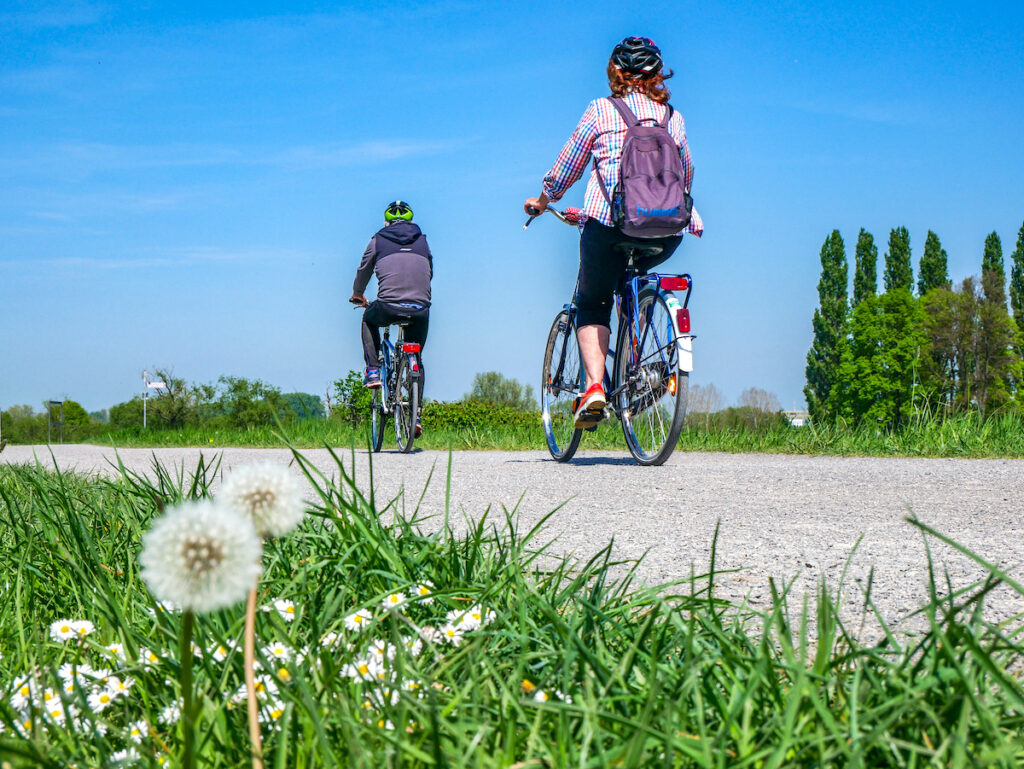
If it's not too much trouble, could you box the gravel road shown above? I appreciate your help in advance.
[4,444,1023,636]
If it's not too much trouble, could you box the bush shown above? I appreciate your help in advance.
[422,400,540,431]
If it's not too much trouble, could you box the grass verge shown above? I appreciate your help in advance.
[1,451,1023,766]
[70,410,1024,457]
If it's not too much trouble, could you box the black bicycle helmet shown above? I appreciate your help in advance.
[610,36,663,79]
[384,200,413,222]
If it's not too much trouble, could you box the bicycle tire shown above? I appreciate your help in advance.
[541,309,583,462]
[394,355,419,454]
[370,387,386,452]
[612,289,688,466]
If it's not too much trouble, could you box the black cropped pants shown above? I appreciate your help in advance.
[574,219,683,329]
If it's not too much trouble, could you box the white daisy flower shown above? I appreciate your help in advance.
[417,626,445,645]
[262,642,292,662]
[110,747,140,765]
[440,624,464,647]
[376,718,395,730]
[219,463,305,538]
[368,639,396,662]
[320,631,344,648]
[210,642,234,662]
[10,677,35,710]
[381,592,406,611]
[159,702,181,724]
[72,620,96,638]
[272,598,297,621]
[467,605,494,628]
[87,689,115,713]
[402,636,423,657]
[533,689,571,704]
[136,647,162,668]
[43,701,66,725]
[446,609,480,632]
[104,642,127,662]
[340,658,379,681]
[412,582,434,604]
[260,699,287,725]
[231,675,279,703]
[274,665,293,683]
[344,609,372,632]
[127,719,148,743]
[106,676,135,698]
[49,620,78,643]
[140,500,263,613]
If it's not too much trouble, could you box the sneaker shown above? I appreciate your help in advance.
[363,368,381,388]
[414,419,423,438]
[573,384,606,429]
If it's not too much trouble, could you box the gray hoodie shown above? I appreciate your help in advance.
[353,221,433,307]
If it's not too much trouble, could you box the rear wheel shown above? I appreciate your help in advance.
[541,310,583,462]
[394,356,419,454]
[612,289,688,466]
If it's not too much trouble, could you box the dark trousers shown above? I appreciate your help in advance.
[575,219,683,329]
[362,301,430,396]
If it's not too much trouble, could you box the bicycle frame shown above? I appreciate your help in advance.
[377,325,421,414]
[551,265,692,414]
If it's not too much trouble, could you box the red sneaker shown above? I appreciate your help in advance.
[573,384,606,429]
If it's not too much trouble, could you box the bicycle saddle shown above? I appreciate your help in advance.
[614,243,664,260]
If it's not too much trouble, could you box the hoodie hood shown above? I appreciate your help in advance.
[377,220,422,246]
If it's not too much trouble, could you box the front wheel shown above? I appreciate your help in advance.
[394,355,419,454]
[612,289,689,466]
[370,387,386,452]
[541,309,583,462]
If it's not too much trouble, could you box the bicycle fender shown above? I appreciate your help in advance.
[677,334,694,372]
[663,293,694,372]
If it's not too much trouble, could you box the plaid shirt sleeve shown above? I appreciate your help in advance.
[673,111,704,237]
[542,101,600,202]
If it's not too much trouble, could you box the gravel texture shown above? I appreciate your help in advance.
[4,444,1023,636]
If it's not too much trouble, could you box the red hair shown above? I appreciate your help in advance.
[607,59,672,104]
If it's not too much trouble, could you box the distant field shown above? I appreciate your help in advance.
[62,410,1024,458]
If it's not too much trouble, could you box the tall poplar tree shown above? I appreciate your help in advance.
[1008,222,1024,333]
[804,230,848,422]
[917,230,950,295]
[852,229,877,306]
[982,231,1005,304]
[883,227,913,293]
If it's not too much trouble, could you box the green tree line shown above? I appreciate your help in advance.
[805,222,1024,426]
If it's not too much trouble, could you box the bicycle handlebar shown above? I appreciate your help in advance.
[523,205,582,230]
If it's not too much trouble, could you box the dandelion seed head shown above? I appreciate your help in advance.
[140,500,263,613]
[220,463,305,538]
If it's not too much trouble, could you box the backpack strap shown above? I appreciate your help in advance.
[660,103,674,129]
[607,96,640,128]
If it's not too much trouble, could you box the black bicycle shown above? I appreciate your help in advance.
[526,206,694,466]
[369,322,422,453]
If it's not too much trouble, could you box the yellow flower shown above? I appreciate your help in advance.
[521,679,537,695]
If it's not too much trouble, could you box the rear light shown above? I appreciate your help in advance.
[676,308,690,333]
[659,276,689,291]
[668,375,677,395]
[401,343,421,353]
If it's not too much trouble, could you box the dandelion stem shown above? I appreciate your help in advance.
[244,586,264,769]
[180,609,196,769]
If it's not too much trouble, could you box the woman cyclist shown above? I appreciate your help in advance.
[524,36,703,429]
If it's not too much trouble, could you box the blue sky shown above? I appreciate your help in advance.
[2,0,1023,414]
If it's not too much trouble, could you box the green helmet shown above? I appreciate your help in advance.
[384,200,413,222]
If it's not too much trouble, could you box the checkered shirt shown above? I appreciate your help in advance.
[542,92,703,237]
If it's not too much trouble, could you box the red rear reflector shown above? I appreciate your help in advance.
[676,308,690,333]
[660,276,689,291]
[401,343,421,353]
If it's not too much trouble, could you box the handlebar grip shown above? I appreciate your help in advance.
[526,206,540,216]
